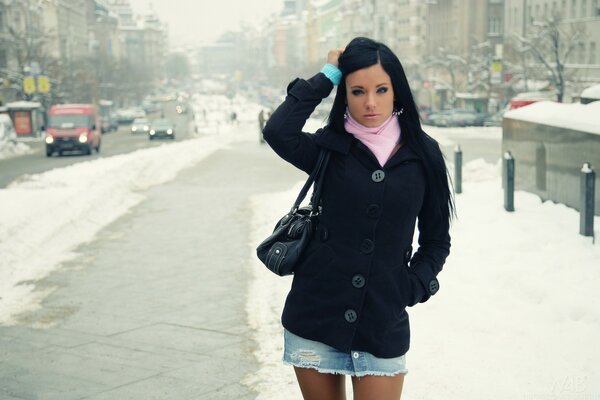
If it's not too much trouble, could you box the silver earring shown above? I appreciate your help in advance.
[344,107,349,119]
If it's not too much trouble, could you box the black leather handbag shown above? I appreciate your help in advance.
[256,148,331,276]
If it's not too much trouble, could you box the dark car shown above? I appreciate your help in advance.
[149,118,175,140]
[483,110,505,127]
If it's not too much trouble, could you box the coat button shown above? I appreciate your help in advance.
[428,278,440,295]
[352,274,366,288]
[344,309,358,323]
[371,169,385,182]
[366,204,381,218]
[359,239,374,254]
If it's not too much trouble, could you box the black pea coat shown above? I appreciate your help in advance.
[262,72,451,358]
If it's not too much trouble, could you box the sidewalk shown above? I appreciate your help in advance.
[0,138,304,399]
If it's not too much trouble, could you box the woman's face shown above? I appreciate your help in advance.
[345,63,394,128]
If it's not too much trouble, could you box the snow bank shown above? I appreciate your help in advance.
[0,141,33,160]
[245,157,600,399]
[504,101,600,135]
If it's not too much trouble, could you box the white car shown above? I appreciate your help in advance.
[130,118,150,133]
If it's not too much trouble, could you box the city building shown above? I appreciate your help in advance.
[504,0,600,94]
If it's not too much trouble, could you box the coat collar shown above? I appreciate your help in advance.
[316,126,421,169]
[314,127,353,154]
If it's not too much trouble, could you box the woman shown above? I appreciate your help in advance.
[262,37,453,400]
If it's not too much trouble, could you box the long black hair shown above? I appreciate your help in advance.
[327,37,454,221]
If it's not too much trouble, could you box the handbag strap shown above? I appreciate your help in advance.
[289,148,331,214]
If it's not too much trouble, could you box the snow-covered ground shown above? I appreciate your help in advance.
[244,129,600,399]
[1,95,598,398]
[0,140,33,160]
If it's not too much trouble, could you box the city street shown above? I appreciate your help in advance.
[0,102,193,189]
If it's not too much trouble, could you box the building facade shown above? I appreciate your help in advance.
[504,0,600,89]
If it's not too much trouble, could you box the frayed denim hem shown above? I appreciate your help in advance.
[283,359,408,377]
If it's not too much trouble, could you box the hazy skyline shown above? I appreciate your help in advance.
[129,0,284,45]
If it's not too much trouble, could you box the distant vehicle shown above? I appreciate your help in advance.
[115,108,136,124]
[149,118,175,140]
[0,114,17,144]
[142,100,161,114]
[424,109,487,127]
[99,116,118,133]
[508,91,555,109]
[99,100,118,133]
[580,84,600,104]
[115,107,146,124]
[45,104,101,157]
[131,118,150,133]
[483,110,505,127]
[131,107,146,119]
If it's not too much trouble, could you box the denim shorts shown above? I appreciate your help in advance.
[282,329,408,377]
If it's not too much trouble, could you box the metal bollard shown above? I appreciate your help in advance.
[503,151,515,212]
[454,145,462,194]
[580,162,595,237]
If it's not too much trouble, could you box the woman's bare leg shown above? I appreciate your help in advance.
[294,367,347,400]
[351,374,405,400]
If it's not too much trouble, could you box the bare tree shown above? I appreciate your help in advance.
[514,12,583,102]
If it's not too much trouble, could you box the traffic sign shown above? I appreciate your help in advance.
[23,76,35,94]
[37,76,50,93]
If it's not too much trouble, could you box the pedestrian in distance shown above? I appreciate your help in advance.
[262,37,454,400]
[258,109,266,143]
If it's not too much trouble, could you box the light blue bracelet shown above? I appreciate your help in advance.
[321,63,342,86]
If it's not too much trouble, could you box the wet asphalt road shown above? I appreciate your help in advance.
[0,103,192,189]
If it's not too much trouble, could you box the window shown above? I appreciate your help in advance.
[0,9,4,32]
[0,49,6,69]
[579,42,586,63]
[590,42,597,64]
[582,0,587,16]
[571,0,577,18]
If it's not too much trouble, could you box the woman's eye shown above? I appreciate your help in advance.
[377,87,389,94]
[351,89,364,96]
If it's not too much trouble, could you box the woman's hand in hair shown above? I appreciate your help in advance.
[327,48,344,67]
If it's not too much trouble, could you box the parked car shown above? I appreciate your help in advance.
[148,118,175,140]
[483,110,506,127]
[45,104,101,156]
[508,91,555,109]
[130,118,150,134]
[424,109,487,127]
[0,114,17,144]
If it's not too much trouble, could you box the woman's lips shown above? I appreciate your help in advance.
[364,114,379,119]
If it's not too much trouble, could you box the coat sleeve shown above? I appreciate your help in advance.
[262,73,334,174]
[407,169,452,306]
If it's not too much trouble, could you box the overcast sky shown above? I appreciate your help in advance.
[128,0,284,46]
